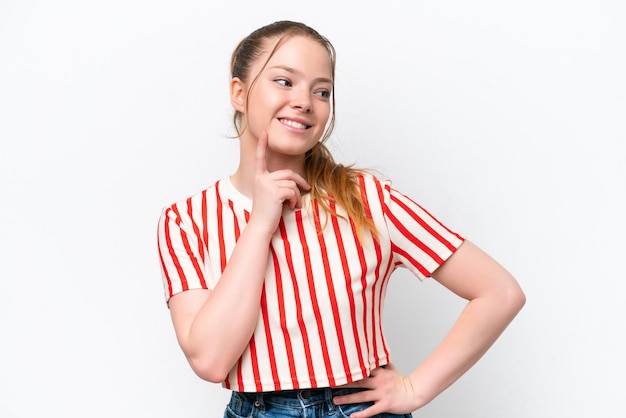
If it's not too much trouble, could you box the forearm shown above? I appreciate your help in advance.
[181,222,273,380]
[408,291,524,408]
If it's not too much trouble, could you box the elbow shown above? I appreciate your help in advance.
[503,278,526,317]
[178,339,242,383]
[188,357,232,383]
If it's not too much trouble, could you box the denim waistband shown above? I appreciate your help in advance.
[227,388,413,417]
[236,387,363,409]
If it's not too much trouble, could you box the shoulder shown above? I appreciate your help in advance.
[355,171,395,201]
[159,179,222,223]
[166,180,221,209]
[355,170,392,189]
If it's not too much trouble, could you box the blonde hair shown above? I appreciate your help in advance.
[231,21,377,239]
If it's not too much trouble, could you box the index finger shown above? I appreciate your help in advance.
[255,131,269,175]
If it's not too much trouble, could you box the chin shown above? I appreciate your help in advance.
[269,138,318,155]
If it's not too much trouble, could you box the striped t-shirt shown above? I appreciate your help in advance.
[157,174,464,392]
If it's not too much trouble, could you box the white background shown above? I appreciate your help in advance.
[1,1,625,417]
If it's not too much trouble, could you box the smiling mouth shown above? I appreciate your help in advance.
[279,118,311,129]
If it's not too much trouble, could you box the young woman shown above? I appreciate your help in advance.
[157,20,525,418]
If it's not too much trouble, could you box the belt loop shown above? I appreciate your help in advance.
[325,387,336,413]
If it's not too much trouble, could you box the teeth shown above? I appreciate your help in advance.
[280,119,308,129]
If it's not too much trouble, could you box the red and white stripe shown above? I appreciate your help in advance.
[157,174,464,392]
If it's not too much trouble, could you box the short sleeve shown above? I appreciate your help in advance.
[383,183,464,280]
[156,202,212,304]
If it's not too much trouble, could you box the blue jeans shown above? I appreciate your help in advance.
[224,387,412,417]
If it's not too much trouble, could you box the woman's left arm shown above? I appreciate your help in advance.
[333,240,526,417]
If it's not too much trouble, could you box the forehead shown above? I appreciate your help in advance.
[257,35,333,78]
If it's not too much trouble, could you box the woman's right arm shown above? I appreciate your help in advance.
[167,221,276,383]
[167,132,309,383]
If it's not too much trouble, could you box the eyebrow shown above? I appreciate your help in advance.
[268,65,333,85]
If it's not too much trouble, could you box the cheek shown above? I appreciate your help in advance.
[245,94,274,127]
[316,103,331,126]
[248,93,280,119]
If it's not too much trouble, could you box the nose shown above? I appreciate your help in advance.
[291,88,312,113]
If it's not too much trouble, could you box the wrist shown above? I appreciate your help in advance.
[242,219,277,243]
[406,374,435,411]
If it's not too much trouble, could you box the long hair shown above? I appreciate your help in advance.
[231,21,377,239]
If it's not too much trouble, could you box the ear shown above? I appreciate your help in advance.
[230,77,246,113]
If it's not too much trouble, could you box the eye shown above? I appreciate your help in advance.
[274,78,292,87]
[315,89,331,99]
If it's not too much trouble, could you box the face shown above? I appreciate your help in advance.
[232,35,333,159]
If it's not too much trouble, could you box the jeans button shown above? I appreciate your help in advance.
[300,389,311,399]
